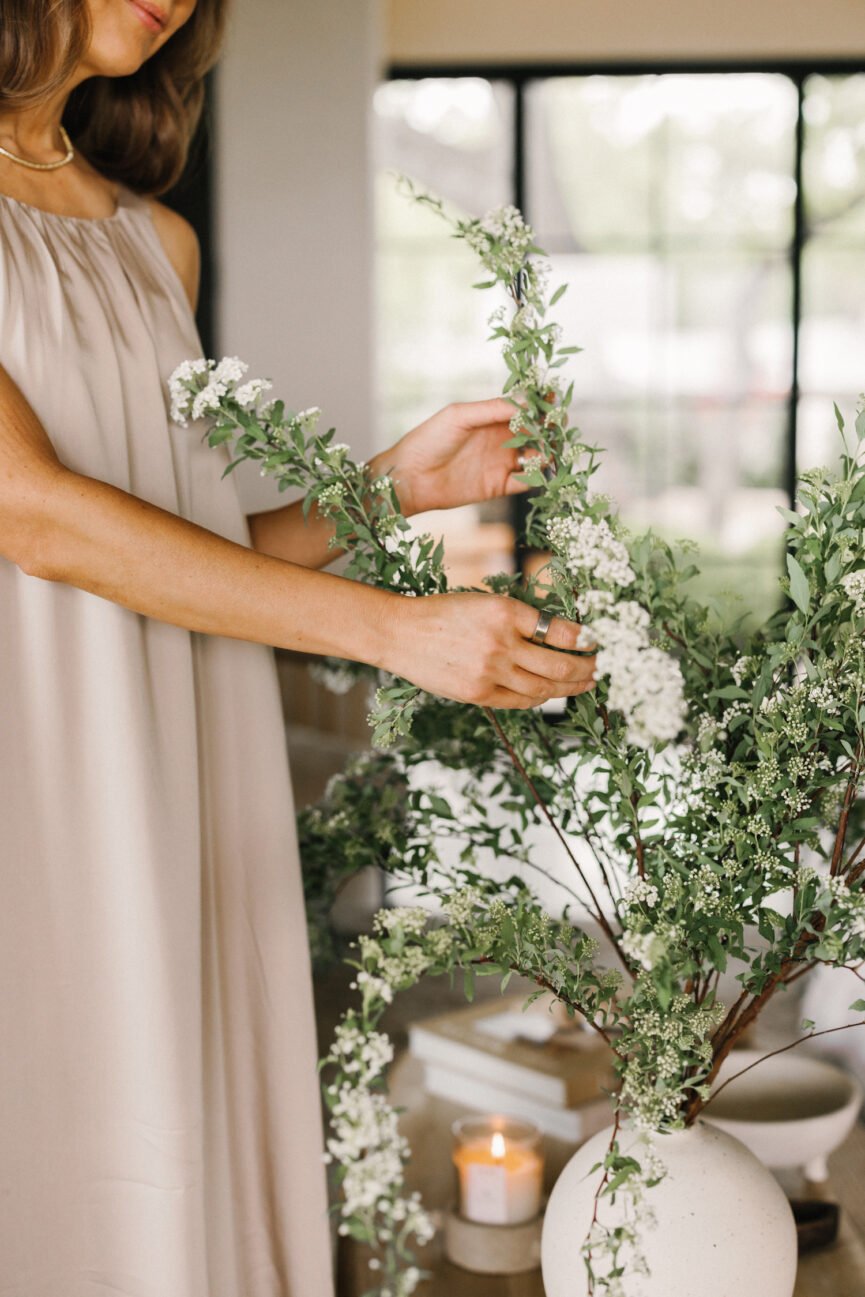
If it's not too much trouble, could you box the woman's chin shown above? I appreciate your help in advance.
[83,31,158,80]
[83,48,150,79]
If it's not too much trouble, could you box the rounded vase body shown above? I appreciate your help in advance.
[541,1120,797,1297]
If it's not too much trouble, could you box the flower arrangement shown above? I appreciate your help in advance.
[169,184,865,1297]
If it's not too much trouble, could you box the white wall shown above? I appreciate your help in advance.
[215,0,382,513]
[386,0,865,63]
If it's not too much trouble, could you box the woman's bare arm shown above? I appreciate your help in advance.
[0,364,597,708]
[0,364,392,662]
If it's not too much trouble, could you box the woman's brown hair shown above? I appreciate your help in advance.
[0,0,229,195]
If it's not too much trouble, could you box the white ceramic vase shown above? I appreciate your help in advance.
[541,1120,797,1297]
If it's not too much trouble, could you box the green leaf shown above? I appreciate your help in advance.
[427,794,453,818]
[786,552,811,617]
[711,686,748,700]
[549,283,568,306]
[834,402,846,435]
[850,999,865,1013]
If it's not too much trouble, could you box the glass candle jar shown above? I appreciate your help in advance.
[452,1115,543,1225]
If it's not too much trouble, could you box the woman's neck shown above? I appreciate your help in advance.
[0,89,74,159]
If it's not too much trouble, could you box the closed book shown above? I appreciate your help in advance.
[420,1062,612,1143]
[408,995,614,1110]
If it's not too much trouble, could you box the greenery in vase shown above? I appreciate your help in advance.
[168,184,865,1297]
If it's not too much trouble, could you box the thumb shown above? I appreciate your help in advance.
[505,471,532,496]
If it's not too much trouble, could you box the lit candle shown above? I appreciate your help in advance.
[452,1116,543,1225]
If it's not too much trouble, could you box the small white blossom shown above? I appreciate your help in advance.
[548,515,635,588]
[621,929,665,971]
[841,569,865,616]
[624,879,660,909]
[212,355,248,385]
[235,377,273,408]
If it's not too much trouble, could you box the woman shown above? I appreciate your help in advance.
[0,2,596,1293]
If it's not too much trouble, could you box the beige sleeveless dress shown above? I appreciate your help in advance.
[0,184,334,1297]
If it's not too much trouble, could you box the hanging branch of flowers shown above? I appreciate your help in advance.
[168,184,865,1296]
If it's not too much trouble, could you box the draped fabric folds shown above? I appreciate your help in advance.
[0,186,334,1297]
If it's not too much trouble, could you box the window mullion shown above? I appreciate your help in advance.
[788,73,807,507]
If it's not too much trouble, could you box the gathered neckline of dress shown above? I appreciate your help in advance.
[0,181,143,228]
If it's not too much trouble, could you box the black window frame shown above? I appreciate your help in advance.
[386,58,865,514]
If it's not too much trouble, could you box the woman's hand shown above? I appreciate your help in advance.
[382,592,596,709]
[373,398,530,516]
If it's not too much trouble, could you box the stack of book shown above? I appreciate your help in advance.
[408,994,615,1144]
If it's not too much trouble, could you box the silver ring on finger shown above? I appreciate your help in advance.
[531,609,555,645]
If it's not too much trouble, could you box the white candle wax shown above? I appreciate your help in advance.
[454,1129,543,1225]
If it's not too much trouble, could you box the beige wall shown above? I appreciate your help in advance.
[215,0,382,513]
[386,0,865,64]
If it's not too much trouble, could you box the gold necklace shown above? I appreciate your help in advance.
[0,125,74,171]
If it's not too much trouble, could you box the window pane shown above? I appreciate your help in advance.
[374,79,514,451]
[528,75,797,253]
[798,393,861,473]
[799,75,865,477]
[527,75,795,614]
[800,245,865,397]
[803,74,865,240]
[547,251,792,406]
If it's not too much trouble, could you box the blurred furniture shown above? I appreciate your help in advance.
[339,1116,865,1297]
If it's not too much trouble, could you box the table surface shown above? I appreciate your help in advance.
[341,1125,865,1297]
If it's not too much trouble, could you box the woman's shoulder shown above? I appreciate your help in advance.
[144,198,201,314]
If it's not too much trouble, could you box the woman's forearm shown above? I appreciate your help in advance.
[18,466,395,664]
[247,495,341,569]
[0,366,598,710]
[247,451,400,568]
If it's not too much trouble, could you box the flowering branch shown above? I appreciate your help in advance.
[170,183,865,1297]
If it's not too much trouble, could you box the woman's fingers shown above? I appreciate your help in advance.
[387,591,599,712]
[515,640,597,687]
[486,681,595,711]
[513,602,597,654]
[452,397,516,429]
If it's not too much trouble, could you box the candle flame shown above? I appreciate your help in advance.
[490,1131,506,1160]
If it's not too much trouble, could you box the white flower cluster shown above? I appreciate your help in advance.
[327,1083,437,1280]
[323,920,443,1293]
[235,377,273,409]
[358,933,435,987]
[621,928,666,971]
[328,1022,394,1085]
[588,604,687,749]
[808,681,841,716]
[841,569,865,616]
[168,355,252,426]
[373,907,431,937]
[355,970,395,1005]
[441,887,483,927]
[464,204,534,277]
[168,356,308,435]
[731,655,756,686]
[543,516,687,746]
[548,516,635,587]
[821,876,865,943]
[623,878,660,910]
